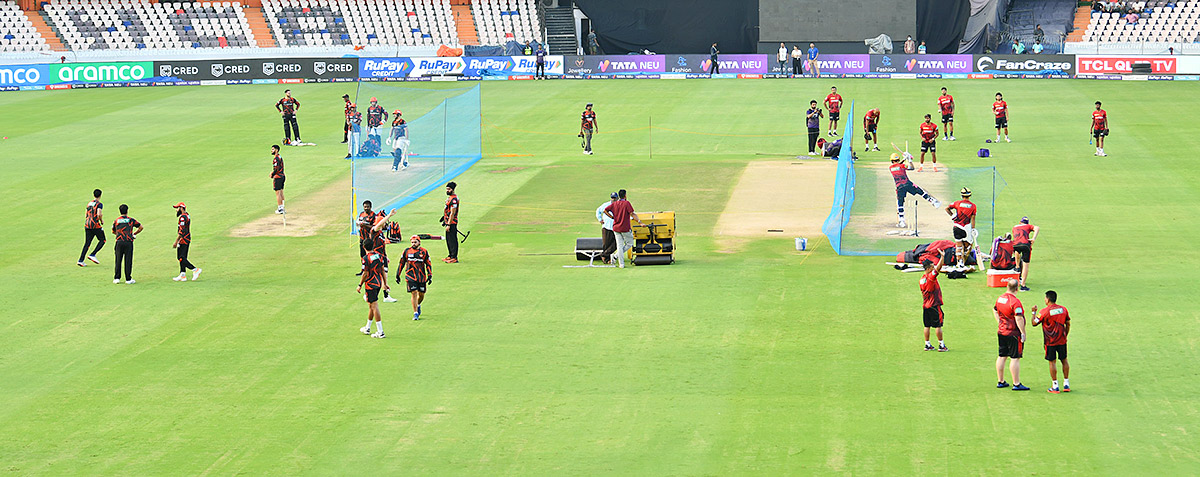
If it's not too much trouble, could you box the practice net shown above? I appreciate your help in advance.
[350,83,481,235]
[824,103,1006,256]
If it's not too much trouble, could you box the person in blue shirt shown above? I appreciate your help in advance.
[709,42,720,74]
[1031,40,1043,54]
[388,110,409,171]
[806,99,824,155]
[1012,38,1026,54]
[806,43,820,77]
[595,192,618,264]
[535,44,547,79]
[918,41,927,54]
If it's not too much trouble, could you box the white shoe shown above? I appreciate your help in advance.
[275,208,283,214]
[173,273,187,281]
[125,279,136,284]
[1005,137,1011,143]
[382,296,398,303]
[808,152,816,156]
[948,135,955,141]
[114,279,121,284]
[1098,151,1107,157]
[77,261,86,267]
[371,332,386,339]
[872,146,880,151]
[898,219,907,228]
[192,268,202,281]
[360,325,371,335]
[931,198,941,208]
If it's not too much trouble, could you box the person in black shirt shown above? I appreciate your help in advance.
[111,204,143,284]
[709,43,720,74]
[535,44,547,79]
[806,100,824,155]
[276,89,301,145]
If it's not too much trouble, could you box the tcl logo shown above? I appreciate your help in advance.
[1077,57,1176,74]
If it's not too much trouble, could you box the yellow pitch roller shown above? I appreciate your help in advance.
[628,211,675,265]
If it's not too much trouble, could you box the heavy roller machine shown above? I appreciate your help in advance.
[629,211,675,265]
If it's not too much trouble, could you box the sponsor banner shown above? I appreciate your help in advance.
[917,73,941,79]
[973,54,1074,74]
[666,54,766,74]
[764,54,869,75]
[20,85,44,91]
[1177,75,1200,81]
[359,57,413,78]
[870,54,972,73]
[0,64,48,86]
[459,56,565,76]
[1075,55,1182,74]
[565,55,665,75]
[154,58,357,81]
[0,85,18,92]
[406,57,465,76]
[50,61,154,84]
[252,79,278,84]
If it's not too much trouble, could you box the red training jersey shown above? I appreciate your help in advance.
[1012,223,1035,246]
[112,215,140,242]
[920,267,942,309]
[399,246,432,283]
[1092,109,1107,129]
[367,105,387,128]
[991,240,1015,269]
[919,239,956,265]
[344,100,353,119]
[994,292,1024,336]
[864,109,880,126]
[938,94,954,114]
[993,100,1007,118]
[357,210,378,239]
[920,122,938,142]
[276,96,300,115]
[361,251,386,290]
[581,110,596,129]
[825,93,843,113]
[442,194,459,225]
[949,199,976,227]
[177,212,191,245]
[85,199,103,229]
[1037,304,1070,346]
[889,163,911,186]
[271,154,285,179]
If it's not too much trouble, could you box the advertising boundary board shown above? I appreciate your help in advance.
[6,53,1200,93]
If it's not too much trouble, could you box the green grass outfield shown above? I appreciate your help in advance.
[1,78,1197,474]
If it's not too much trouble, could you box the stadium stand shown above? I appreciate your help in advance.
[1004,0,1074,53]
[471,0,539,46]
[262,0,457,47]
[0,2,50,52]
[42,0,256,50]
[1077,1,1200,42]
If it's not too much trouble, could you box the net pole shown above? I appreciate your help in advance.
[443,97,448,178]
[991,166,997,242]
[649,115,652,159]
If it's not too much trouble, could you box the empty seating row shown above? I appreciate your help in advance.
[0,2,50,52]
[472,0,539,46]
[262,0,457,47]
[43,0,255,50]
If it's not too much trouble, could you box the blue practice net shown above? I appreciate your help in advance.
[824,102,1006,256]
[349,84,481,235]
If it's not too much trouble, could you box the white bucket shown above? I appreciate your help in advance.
[795,237,808,251]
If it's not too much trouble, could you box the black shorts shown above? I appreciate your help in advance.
[1044,344,1067,361]
[406,280,426,293]
[998,333,1023,358]
[995,117,1008,129]
[952,226,969,241]
[920,141,935,152]
[829,111,840,121]
[1013,244,1032,262]
[941,113,953,123]
[273,177,285,191]
[1093,128,1108,138]
[365,287,380,303]
[923,306,944,328]
[865,124,877,134]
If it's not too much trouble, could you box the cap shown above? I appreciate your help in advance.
[889,153,901,162]
[393,109,402,115]
[586,102,593,107]
[173,202,186,208]
[960,187,973,197]
[342,94,350,98]
[610,192,618,199]
[410,235,421,241]
[370,96,378,102]
[1020,216,1029,224]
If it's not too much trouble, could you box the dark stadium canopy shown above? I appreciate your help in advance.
[576,0,758,54]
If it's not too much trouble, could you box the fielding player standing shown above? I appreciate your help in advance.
[920,253,948,352]
[366,97,388,140]
[346,104,361,159]
[171,202,201,282]
[1092,101,1108,156]
[937,87,956,140]
[342,93,352,144]
[890,153,940,228]
[388,110,409,171]
[397,235,433,321]
[1032,290,1071,393]
[275,89,301,145]
[271,145,286,214]
[1011,217,1040,291]
[862,108,881,152]
[355,200,378,276]
[441,182,461,263]
[917,114,939,172]
[824,86,843,137]
[357,244,388,338]
[994,279,1029,391]
[78,188,106,267]
[579,103,597,155]
[111,204,143,284]
[945,187,977,267]
[992,92,1010,143]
